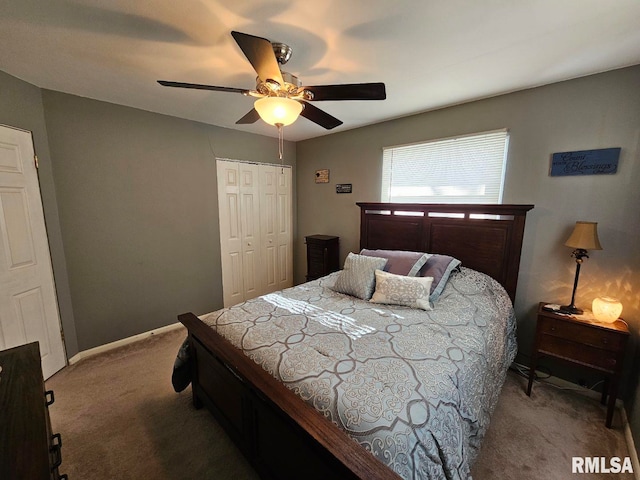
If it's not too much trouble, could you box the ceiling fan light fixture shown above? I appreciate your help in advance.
[159,31,386,130]
[254,96,302,126]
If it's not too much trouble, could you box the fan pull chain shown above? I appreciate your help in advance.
[277,123,284,173]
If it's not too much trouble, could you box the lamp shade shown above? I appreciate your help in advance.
[592,297,622,323]
[564,221,602,250]
[254,97,302,126]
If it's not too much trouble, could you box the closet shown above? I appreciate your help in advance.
[217,159,292,307]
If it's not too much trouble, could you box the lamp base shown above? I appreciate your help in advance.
[559,305,583,315]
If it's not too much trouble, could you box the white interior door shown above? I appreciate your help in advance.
[217,160,244,307]
[238,162,262,298]
[276,167,293,290]
[218,160,293,305]
[259,165,278,294]
[0,125,66,379]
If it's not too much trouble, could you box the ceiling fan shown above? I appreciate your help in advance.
[158,31,386,130]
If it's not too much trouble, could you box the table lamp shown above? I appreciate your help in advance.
[560,221,602,314]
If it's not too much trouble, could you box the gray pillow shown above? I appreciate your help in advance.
[417,254,462,302]
[332,252,388,300]
[359,249,429,276]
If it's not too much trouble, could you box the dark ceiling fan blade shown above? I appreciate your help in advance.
[158,80,249,94]
[236,108,261,125]
[231,31,284,86]
[300,102,343,130]
[303,83,386,101]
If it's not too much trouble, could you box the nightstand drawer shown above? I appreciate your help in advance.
[539,334,618,372]
[538,316,625,352]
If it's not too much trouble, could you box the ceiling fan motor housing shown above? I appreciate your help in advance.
[271,42,292,65]
[257,72,312,100]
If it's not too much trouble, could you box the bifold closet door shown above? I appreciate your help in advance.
[217,160,292,307]
[275,167,293,291]
[238,163,262,299]
[259,165,278,294]
[217,160,245,307]
[258,165,293,295]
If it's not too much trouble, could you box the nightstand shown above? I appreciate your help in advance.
[527,302,630,428]
[305,235,339,281]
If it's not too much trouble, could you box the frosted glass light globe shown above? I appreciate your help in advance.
[254,97,302,126]
[592,297,623,323]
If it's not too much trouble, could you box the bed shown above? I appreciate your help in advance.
[177,202,533,480]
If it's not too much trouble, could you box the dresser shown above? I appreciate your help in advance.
[527,302,629,428]
[305,235,340,281]
[0,342,67,479]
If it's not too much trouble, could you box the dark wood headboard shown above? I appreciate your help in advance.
[357,203,534,302]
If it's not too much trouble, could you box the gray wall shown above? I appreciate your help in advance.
[296,65,640,451]
[3,66,639,454]
[0,71,79,356]
[41,90,296,352]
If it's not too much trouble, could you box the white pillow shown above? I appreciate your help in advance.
[370,270,434,310]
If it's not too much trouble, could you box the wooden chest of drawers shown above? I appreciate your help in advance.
[527,302,629,427]
[305,235,339,281]
[0,342,66,479]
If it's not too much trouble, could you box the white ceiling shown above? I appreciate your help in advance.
[1,0,639,142]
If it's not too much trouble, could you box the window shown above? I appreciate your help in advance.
[381,129,509,204]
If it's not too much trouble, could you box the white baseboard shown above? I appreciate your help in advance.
[68,322,185,365]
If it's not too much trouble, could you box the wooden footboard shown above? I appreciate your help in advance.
[179,312,399,480]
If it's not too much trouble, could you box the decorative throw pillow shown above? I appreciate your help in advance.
[360,249,430,276]
[370,270,434,310]
[332,253,388,300]
[417,254,462,302]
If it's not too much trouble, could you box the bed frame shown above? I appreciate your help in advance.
[179,203,533,479]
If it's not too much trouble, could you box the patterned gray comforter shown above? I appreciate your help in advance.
[200,267,517,479]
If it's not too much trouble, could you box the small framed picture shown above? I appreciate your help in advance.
[315,169,329,183]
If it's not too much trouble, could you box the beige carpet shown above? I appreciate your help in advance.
[472,368,634,480]
[46,327,634,479]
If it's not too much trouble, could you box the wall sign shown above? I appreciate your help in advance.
[549,148,620,176]
[336,184,352,194]
[315,169,329,183]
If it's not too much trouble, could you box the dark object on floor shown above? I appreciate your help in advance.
[172,338,192,392]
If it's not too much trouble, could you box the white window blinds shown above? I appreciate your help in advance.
[381,129,509,204]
